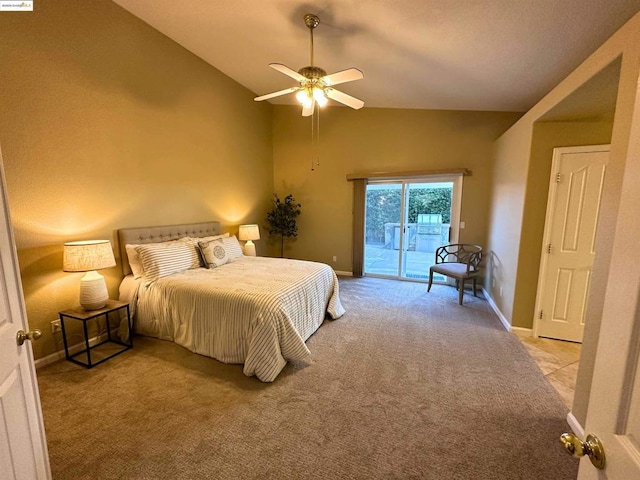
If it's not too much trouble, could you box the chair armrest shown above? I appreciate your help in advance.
[466,250,483,274]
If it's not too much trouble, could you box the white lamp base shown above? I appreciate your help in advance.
[79,270,109,310]
[243,240,256,257]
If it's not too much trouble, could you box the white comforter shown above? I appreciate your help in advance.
[120,256,345,382]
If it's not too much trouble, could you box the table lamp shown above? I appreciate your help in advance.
[63,240,116,310]
[238,224,260,256]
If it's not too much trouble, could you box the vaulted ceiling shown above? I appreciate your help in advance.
[113,0,640,112]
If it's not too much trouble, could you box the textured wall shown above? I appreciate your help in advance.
[0,1,273,359]
[272,106,522,271]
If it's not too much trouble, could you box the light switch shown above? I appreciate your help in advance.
[460,221,465,229]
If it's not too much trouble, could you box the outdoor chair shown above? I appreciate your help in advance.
[427,244,483,305]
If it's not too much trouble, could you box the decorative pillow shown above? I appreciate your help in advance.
[222,235,244,260]
[190,233,229,266]
[126,237,195,279]
[135,241,201,281]
[198,239,229,268]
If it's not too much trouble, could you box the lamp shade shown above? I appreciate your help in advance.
[63,240,116,272]
[238,224,260,241]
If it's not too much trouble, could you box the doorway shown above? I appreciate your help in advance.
[363,176,462,281]
[534,145,609,342]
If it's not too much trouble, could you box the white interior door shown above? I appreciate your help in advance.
[0,146,51,479]
[576,80,640,479]
[535,145,609,342]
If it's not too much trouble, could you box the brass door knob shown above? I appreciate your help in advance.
[16,329,42,346]
[560,433,606,469]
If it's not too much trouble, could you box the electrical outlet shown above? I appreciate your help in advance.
[51,319,61,334]
[459,221,465,229]
[332,256,337,262]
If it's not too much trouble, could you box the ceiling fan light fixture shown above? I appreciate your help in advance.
[296,89,313,108]
[313,87,328,107]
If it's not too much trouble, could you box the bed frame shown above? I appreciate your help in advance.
[117,221,221,276]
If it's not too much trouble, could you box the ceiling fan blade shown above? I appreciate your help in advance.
[254,87,299,102]
[321,68,364,86]
[269,63,307,82]
[325,88,364,110]
[302,101,315,117]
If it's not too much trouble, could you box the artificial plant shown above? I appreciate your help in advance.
[266,194,301,257]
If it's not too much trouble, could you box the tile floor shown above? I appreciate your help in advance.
[513,331,581,408]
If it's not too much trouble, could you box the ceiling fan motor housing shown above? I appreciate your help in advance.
[298,66,327,80]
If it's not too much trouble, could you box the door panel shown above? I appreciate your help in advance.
[561,166,587,251]
[0,145,51,479]
[363,183,402,277]
[0,368,37,478]
[536,146,608,342]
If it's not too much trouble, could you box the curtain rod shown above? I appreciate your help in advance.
[346,168,471,181]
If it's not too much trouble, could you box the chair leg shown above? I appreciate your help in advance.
[473,278,477,297]
[427,270,433,292]
[458,279,464,305]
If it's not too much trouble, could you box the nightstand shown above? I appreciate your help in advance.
[59,300,132,368]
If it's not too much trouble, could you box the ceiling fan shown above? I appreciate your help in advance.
[254,13,364,116]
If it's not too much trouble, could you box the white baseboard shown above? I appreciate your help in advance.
[482,288,511,331]
[566,412,584,438]
[511,326,533,336]
[335,270,353,277]
[34,332,111,369]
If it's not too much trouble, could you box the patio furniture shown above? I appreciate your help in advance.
[427,244,483,305]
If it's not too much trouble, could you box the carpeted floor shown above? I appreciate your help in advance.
[37,277,578,479]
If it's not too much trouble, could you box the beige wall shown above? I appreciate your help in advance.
[511,120,614,329]
[486,12,640,426]
[0,0,274,359]
[272,106,521,271]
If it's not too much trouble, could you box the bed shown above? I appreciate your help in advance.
[117,221,345,382]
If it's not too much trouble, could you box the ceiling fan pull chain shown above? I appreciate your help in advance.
[310,108,320,170]
[311,110,315,171]
[316,109,320,167]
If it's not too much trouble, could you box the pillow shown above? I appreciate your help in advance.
[136,241,201,281]
[193,232,230,243]
[222,235,244,260]
[125,244,145,278]
[198,239,229,268]
[190,233,229,266]
[126,237,195,278]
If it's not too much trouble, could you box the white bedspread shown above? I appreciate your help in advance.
[120,256,344,382]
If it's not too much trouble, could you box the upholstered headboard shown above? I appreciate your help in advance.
[118,221,221,276]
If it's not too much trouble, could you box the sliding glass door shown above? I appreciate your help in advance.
[364,176,462,282]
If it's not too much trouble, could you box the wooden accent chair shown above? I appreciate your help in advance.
[427,244,483,305]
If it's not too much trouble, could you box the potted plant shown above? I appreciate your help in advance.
[266,194,301,257]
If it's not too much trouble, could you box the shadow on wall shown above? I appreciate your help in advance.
[485,250,504,303]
